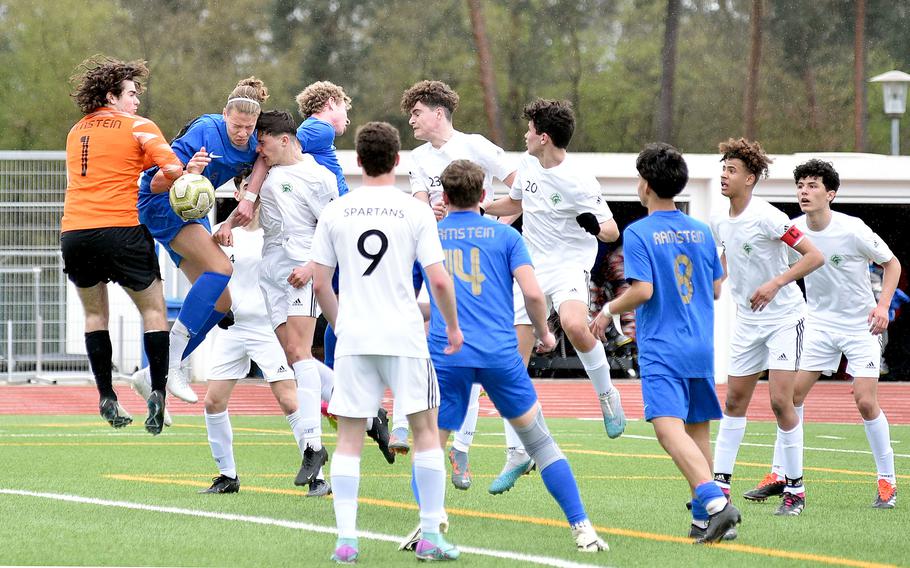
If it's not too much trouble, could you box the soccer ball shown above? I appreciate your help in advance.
[169,173,215,221]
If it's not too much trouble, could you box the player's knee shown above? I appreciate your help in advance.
[513,409,565,471]
[561,319,590,345]
[724,393,747,414]
[204,395,228,414]
[854,393,879,420]
[768,395,790,418]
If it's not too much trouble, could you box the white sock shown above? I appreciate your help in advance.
[293,359,322,451]
[392,397,408,431]
[504,418,524,450]
[168,320,191,369]
[576,344,614,396]
[315,359,334,402]
[286,410,308,457]
[330,454,361,539]
[795,404,805,422]
[204,410,236,479]
[414,448,446,534]
[771,430,784,480]
[779,423,804,493]
[453,384,481,453]
[713,414,747,484]
[864,411,896,484]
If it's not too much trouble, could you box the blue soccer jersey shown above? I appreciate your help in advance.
[426,211,532,366]
[623,210,723,379]
[297,117,348,196]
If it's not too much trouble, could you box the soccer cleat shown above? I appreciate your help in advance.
[688,523,738,541]
[366,407,395,464]
[99,396,132,429]
[198,474,240,494]
[144,390,166,435]
[389,427,410,455]
[131,368,172,427]
[166,365,198,403]
[599,388,626,438]
[307,478,332,497]
[399,518,449,552]
[321,401,338,431]
[697,502,742,544]
[295,446,328,486]
[331,538,358,564]
[774,492,805,516]
[448,447,472,490]
[415,533,460,561]
[489,449,535,495]
[571,519,609,552]
[743,472,785,501]
[873,479,896,509]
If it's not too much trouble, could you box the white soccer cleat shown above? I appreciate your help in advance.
[572,520,609,552]
[166,365,198,404]
[130,367,172,426]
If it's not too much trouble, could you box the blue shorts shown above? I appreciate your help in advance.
[435,355,537,432]
[137,191,210,266]
[641,375,722,424]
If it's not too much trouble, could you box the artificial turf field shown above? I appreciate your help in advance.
[0,414,905,567]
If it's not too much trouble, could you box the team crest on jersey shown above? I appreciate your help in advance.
[281,183,293,193]
[549,192,563,206]
[830,253,844,267]
[742,242,754,255]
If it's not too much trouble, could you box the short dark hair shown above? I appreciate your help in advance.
[69,55,149,115]
[441,160,484,208]
[718,137,772,180]
[522,98,575,149]
[256,110,296,137]
[400,80,459,119]
[636,143,689,199]
[356,122,400,176]
[793,159,840,192]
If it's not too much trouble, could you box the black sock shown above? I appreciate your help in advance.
[144,330,169,392]
[85,330,114,399]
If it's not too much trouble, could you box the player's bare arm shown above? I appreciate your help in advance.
[597,218,620,242]
[485,195,522,217]
[590,280,653,341]
[424,261,463,355]
[513,265,556,353]
[870,256,902,335]
[233,155,269,226]
[311,262,338,328]
[149,148,212,193]
[750,237,824,312]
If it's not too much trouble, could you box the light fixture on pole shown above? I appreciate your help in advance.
[870,70,910,156]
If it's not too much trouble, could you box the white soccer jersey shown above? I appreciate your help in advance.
[710,196,806,323]
[258,154,339,261]
[408,130,515,206]
[215,223,270,332]
[509,153,612,272]
[310,185,445,358]
[793,211,893,334]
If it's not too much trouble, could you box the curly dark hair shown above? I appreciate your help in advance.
[441,160,484,208]
[356,122,400,176]
[636,143,689,199]
[400,80,459,118]
[718,137,772,180]
[69,55,149,115]
[522,98,575,149]
[793,159,840,192]
[296,81,351,119]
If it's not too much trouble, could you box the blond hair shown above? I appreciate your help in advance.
[295,81,351,119]
[225,76,269,116]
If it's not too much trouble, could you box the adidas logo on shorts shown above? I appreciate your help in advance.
[866,361,877,369]
[777,353,788,361]
[292,298,303,306]
[277,365,287,373]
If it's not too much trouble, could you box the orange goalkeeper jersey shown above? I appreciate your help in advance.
[62,107,183,232]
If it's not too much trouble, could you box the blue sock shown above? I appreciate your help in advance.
[323,324,337,369]
[179,272,230,335]
[540,460,587,525]
[690,498,709,522]
[695,480,726,513]
[182,309,225,360]
[410,463,421,507]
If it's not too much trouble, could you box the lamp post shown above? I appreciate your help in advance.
[870,70,910,156]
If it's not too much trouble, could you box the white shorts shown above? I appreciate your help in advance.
[260,251,321,330]
[329,355,438,418]
[207,326,293,382]
[514,267,590,325]
[728,316,805,376]
[800,326,883,378]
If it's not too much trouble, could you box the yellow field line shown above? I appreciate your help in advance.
[106,473,897,568]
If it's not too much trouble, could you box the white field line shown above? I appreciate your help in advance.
[0,489,609,568]
[619,434,910,458]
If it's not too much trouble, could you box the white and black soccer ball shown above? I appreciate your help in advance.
[169,173,216,221]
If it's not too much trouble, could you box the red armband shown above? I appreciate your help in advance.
[780,225,803,247]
